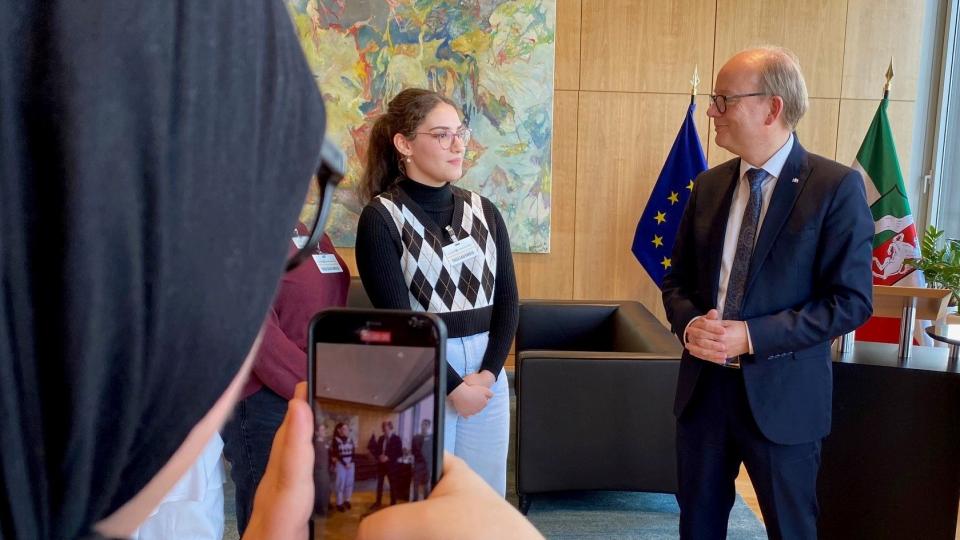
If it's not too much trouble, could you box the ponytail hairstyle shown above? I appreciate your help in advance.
[359,88,461,204]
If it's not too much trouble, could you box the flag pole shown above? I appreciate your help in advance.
[631,66,708,286]
[690,65,700,106]
[883,57,894,101]
[839,57,896,355]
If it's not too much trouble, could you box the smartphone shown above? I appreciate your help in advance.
[307,308,446,539]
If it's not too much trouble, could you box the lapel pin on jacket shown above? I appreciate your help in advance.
[792,177,799,183]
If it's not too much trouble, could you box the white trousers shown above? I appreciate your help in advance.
[334,461,355,505]
[443,332,510,496]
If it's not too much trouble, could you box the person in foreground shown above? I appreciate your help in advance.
[0,3,542,539]
[661,46,873,540]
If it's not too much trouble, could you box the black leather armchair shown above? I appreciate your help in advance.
[515,300,683,514]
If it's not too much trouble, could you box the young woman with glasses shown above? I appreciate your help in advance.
[355,88,519,497]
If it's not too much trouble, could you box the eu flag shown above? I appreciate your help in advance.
[631,103,707,288]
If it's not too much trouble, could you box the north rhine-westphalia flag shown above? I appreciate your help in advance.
[852,97,924,287]
[632,103,707,287]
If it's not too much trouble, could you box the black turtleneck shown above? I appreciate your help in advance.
[355,179,519,394]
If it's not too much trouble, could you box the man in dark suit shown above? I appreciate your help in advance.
[382,422,404,503]
[662,46,873,539]
[370,420,404,508]
[411,419,434,500]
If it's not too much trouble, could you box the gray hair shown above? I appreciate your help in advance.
[751,46,809,130]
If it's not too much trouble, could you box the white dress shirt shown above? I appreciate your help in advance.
[716,133,795,318]
[683,133,795,354]
[131,434,226,540]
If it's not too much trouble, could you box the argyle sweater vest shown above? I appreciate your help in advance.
[332,436,354,464]
[373,186,498,322]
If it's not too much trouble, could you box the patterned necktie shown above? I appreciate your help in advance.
[722,168,768,321]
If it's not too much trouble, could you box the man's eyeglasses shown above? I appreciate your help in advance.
[285,139,345,272]
[413,127,472,150]
[709,92,768,114]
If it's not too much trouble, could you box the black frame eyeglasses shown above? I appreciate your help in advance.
[413,127,472,150]
[285,139,346,272]
[709,92,769,114]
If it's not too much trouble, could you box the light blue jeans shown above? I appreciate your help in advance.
[334,461,354,506]
[444,332,510,496]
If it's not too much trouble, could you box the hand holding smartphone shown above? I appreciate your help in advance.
[307,308,446,539]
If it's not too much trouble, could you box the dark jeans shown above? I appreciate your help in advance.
[221,387,286,535]
[313,444,330,516]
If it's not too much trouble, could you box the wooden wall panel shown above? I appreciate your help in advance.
[842,0,925,101]
[713,0,847,99]
[331,1,927,335]
[573,93,711,321]
[339,247,358,278]
[514,90,578,300]
[797,98,842,160]
[836,99,916,189]
[555,0,582,90]
[706,97,841,167]
[579,0,716,93]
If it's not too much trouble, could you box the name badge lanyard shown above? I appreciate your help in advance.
[445,225,459,243]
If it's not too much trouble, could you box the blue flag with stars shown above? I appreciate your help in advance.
[631,103,707,287]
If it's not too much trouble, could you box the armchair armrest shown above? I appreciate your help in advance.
[611,302,682,355]
[516,302,618,352]
[347,277,373,309]
[516,300,681,355]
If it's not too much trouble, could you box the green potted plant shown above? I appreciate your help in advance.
[908,225,960,307]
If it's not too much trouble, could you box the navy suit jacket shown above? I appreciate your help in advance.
[662,140,874,445]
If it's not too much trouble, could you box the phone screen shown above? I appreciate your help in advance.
[308,309,445,539]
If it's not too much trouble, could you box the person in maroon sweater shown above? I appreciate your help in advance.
[222,224,350,535]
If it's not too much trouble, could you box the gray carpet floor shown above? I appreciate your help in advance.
[223,375,766,539]
[520,491,764,539]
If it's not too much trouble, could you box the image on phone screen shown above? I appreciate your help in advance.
[309,310,444,540]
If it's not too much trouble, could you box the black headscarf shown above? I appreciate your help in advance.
[0,2,325,538]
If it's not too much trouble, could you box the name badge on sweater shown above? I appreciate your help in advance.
[293,235,343,273]
[312,253,344,274]
[442,238,477,266]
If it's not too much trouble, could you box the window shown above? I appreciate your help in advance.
[931,0,960,240]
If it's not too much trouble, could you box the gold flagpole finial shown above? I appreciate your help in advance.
[883,57,894,97]
[690,65,700,104]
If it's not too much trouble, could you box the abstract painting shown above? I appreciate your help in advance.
[286,0,556,252]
